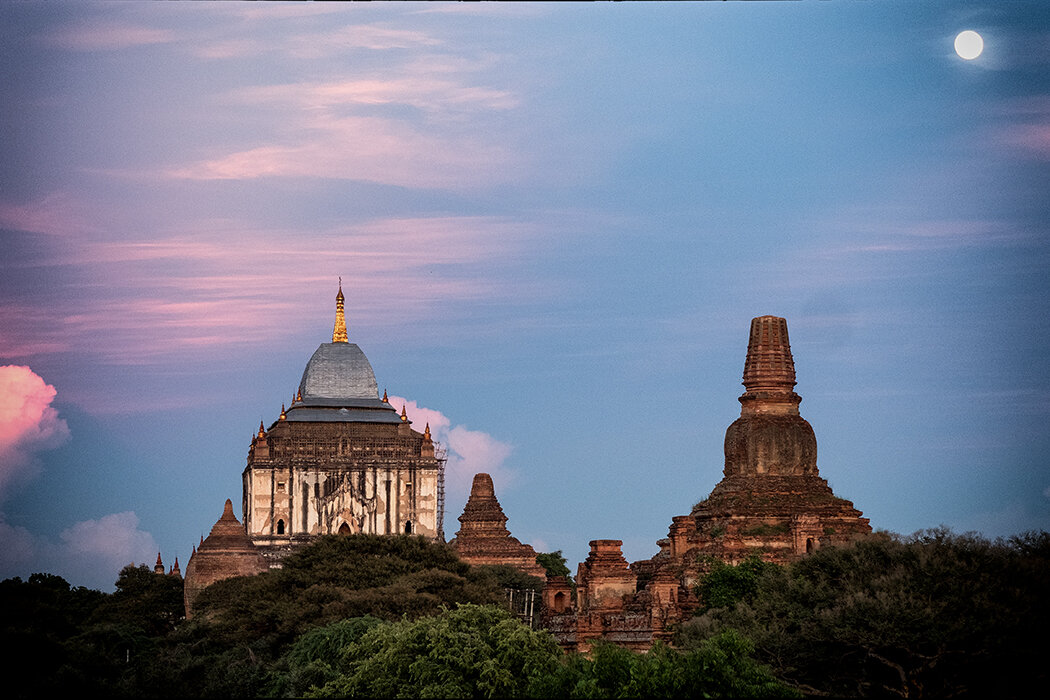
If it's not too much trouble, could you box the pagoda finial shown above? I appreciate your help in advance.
[333,279,349,343]
[257,421,265,439]
[280,404,286,420]
[738,315,801,416]
[382,389,389,403]
[296,388,302,402]
[401,405,408,422]
[424,423,432,440]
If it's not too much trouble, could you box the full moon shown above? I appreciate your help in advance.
[955,30,984,60]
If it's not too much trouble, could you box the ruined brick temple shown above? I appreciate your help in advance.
[542,315,871,652]
[448,472,547,580]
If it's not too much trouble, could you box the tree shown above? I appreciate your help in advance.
[678,529,1050,698]
[536,550,572,580]
[696,554,776,610]
[309,604,563,698]
[531,633,797,699]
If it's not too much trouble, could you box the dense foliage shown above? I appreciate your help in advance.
[679,529,1050,698]
[4,529,1046,698]
[536,550,572,579]
[271,605,793,699]
[695,553,777,610]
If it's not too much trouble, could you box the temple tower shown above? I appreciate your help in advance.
[183,499,268,619]
[448,473,547,579]
[685,315,870,562]
[241,284,446,563]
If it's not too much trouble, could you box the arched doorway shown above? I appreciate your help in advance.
[276,519,285,535]
[404,521,413,534]
[338,522,351,536]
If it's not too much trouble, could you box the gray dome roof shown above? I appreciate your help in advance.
[297,342,379,401]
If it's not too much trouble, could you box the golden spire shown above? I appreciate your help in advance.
[382,389,389,403]
[257,421,266,439]
[401,405,408,422]
[333,278,349,343]
[296,389,302,402]
[280,404,286,420]
[424,423,432,440]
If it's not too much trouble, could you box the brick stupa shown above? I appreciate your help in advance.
[680,315,871,562]
[448,473,547,580]
[183,499,269,619]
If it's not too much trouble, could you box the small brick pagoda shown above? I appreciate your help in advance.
[448,472,547,580]
[183,499,269,619]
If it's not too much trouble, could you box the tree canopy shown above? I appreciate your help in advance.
[678,529,1050,698]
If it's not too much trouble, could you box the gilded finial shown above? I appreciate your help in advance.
[296,389,302,402]
[401,405,408,422]
[280,404,286,420]
[333,279,349,343]
[382,389,389,403]
[257,421,265,439]
[424,423,432,440]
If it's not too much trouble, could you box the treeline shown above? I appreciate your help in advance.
[2,530,1046,698]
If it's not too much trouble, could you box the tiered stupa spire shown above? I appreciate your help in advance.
[333,279,349,343]
[739,315,801,416]
[724,315,814,477]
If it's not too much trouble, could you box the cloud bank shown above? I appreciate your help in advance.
[0,366,70,498]
[0,367,157,591]
[388,395,514,503]
[0,511,159,591]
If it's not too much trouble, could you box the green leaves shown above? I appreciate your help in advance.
[306,605,562,698]
[680,529,1050,698]
[696,554,777,611]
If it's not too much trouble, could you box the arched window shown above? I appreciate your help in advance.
[806,537,815,554]
[338,522,351,536]
[553,591,567,613]
[404,521,413,534]
[276,519,285,535]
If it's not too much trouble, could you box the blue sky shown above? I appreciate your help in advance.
[1,2,1048,591]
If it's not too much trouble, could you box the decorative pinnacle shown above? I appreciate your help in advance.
[739,315,801,415]
[382,389,389,403]
[333,279,349,343]
[257,421,266,439]
[424,423,432,440]
[280,404,286,420]
[400,405,408,422]
[296,389,302,402]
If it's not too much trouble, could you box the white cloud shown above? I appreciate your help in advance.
[389,395,515,503]
[0,366,70,499]
[0,511,159,592]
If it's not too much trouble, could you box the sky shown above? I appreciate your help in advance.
[1,1,1048,592]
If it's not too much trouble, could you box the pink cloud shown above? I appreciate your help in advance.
[998,123,1050,158]
[285,25,443,56]
[0,366,70,499]
[43,21,175,52]
[0,193,105,237]
[169,115,515,188]
[389,395,515,505]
